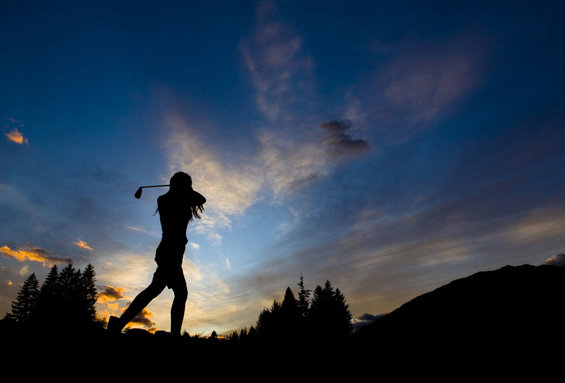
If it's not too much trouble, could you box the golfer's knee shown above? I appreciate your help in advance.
[176,284,188,300]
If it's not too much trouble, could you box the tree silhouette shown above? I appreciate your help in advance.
[297,274,311,319]
[81,264,98,322]
[256,299,282,339]
[7,263,100,332]
[296,274,311,338]
[35,265,60,325]
[7,273,39,324]
[254,277,352,343]
[309,281,352,339]
[58,264,82,326]
[279,287,300,339]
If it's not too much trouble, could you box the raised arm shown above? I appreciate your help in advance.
[191,189,206,207]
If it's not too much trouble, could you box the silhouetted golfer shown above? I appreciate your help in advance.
[108,172,205,336]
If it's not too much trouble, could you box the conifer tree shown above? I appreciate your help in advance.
[81,264,98,321]
[297,274,311,319]
[256,300,282,338]
[58,264,81,309]
[7,264,101,331]
[9,273,39,324]
[309,280,352,338]
[36,265,60,324]
[333,287,352,336]
[280,287,299,336]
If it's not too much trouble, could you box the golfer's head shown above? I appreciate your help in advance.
[170,172,192,193]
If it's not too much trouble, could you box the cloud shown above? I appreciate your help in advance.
[3,117,29,145]
[164,114,262,235]
[320,120,371,160]
[257,128,328,198]
[362,34,486,141]
[165,112,372,215]
[352,313,385,332]
[240,0,314,120]
[0,183,41,222]
[4,128,28,145]
[258,121,372,199]
[98,285,126,303]
[0,245,72,266]
[544,254,565,267]
[129,308,155,328]
[74,239,93,251]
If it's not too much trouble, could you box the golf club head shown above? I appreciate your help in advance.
[134,187,142,199]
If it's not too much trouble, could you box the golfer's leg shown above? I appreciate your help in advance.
[170,283,188,336]
[120,279,166,327]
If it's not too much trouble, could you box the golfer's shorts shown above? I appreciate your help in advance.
[154,240,187,290]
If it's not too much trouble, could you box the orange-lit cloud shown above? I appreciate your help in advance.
[4,128,28,145]
[544,253,565,267]
[74,239,93,251]
[0,245,72,266]
[130,308,155,328]
[98,285,126,303]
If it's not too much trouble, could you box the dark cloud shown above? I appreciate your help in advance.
[98,285,125,302]
[130,308,155,328]
[320,120,371,160]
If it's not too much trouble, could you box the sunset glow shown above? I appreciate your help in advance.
[1,1,564,336]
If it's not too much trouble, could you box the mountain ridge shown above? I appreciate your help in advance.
[354,263,565,353]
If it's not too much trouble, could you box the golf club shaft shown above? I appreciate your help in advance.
[140,184,169,188]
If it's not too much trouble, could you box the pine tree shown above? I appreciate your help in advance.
[256,299,282,338]
[7,264,101,332]
[280,287,299,337]
[333,287,352,336]
[9,273,40,324]
[309,280,352,339]
[35,265,60,324]
[297,274,311,319]
[58,264,84,327]
[58,264,80,305]
[81,264,98,322]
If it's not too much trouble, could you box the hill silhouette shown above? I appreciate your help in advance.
[353,264,565,361]
[3,263,563,377]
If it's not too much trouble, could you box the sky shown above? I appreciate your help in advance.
[2,0,565,335]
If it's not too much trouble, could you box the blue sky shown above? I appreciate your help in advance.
[2,0,565,335]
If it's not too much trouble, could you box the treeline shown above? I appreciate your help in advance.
[4,264,101,332]
[225,276,352,344]
[5,266,352,344]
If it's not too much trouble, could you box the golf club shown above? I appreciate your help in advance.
[134,184,169,199]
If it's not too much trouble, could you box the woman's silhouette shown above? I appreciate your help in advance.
[108,172,205,336]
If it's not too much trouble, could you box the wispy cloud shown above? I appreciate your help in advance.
[257,121,371,199]
[164,114,263,237]
[0,245,72,266]
[0,183,41,223]
[165,112,372,223]
[365,34,486,142]
[240,0,314,120]
[257,128,328,199]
